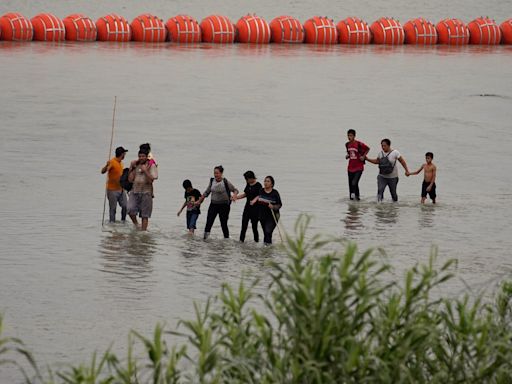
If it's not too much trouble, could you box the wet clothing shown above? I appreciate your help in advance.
[346,140,369,173]
[132,163,158,194]
[377,175,399,202]
[184,188,201,230]
[256,189,282,245]
[203,178,238,238]
[421,181,437,201]
[107,190,127,222]
[203,178,237,204]
[377,150,401,179]
[240,182,263,242]
[346,141,369,200]
[185,189,201,215]
[128,191,153,218]
[205,204,230,238]
[348,170,363,200]
[186,211,199,230]
[106,157,124,192]
[129,162,158,218]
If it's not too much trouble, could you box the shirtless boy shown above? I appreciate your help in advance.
[409,152,437,204]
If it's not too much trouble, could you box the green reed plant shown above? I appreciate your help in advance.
[3,214,512,383]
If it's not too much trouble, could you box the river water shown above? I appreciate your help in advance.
[1,0,512,381]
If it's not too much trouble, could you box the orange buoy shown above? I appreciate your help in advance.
[96,14,131,42]
[336,17,371,44]
[468,17,501,45]
[436,18,469,45]
[31,13,65,41]
[200,15,235,43]
[0,12,33,41]
[131,14,166,42]
[501,19,512,44]
[370,17,404,45]
[269,15,304,43]
[236,14,271,43]
[165,15,201,43]
[304,16,337,44]
[63,14,97,41]
[403,18,437,44]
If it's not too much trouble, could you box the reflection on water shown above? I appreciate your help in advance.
[374,203,400,228]
[418,204,436,228]
[98,227,156,279]
[343,203,365,231]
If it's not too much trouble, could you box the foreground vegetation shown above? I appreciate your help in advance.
[2,215,512,383]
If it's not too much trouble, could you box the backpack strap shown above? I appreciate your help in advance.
[223,178,232,205]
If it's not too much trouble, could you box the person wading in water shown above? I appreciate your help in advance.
[127,145,158,231]
[235,170,262,243]
[251,176,282,245]
[196,166,238,240]
[101,146,129,223]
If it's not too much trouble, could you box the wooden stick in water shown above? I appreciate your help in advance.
[102,96,117,227]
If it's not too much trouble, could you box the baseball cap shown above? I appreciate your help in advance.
[115,146,128,157]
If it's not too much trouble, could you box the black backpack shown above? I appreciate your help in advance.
[378,151,396,175]
[209,177,232,204]
[120,168,133,191]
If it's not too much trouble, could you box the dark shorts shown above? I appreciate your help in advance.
[421,181,436,199]
[128,192,153,218]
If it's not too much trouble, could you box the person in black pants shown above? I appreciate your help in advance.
[196,166,238,239]
[251,176,282,245]
[236,170,263,243]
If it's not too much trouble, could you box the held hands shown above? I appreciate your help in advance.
[177,209,182,217]
[405,171,410,177]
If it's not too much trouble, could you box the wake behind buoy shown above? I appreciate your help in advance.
[501,19,512,44]
[96,14,131,42]
[403,18,437,45]
[200,15,235,43]
[31,13,65,41]
[0,12,33,41]
[236,14,271,43]
[269,15,304,43]
[165,15,201,43]
[131,14,166,42]
[436,18,469,45]
[63,14,97,41]
[337,17,371,44]
[370,17,404,45]
[304,16,337,44]
[468,17,501,45]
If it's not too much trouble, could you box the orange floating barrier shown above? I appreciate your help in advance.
[63,14,97,41]
[304,16,337,44]
[436,18,469,45]
[501,19,512,44]
[468,17,501,45]
[31,13,65,41]
[236,14,271,43]
[403,18,437,44]
[0,12,33,41]
[165,15,201,43]
[336,17,371,44]
[200,15,235,43]
[370,17,404,45]
[269,15,304,43]
[96,14,131,42]
[131,14,166,42]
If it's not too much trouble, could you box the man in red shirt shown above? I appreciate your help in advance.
[345,129,370,200]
